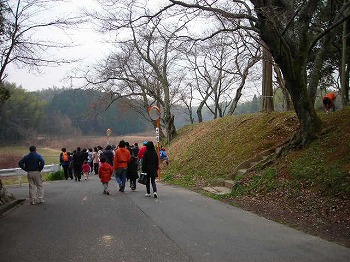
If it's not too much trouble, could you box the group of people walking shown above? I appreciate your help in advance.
[59,140,160,198]
[18,140,163,205]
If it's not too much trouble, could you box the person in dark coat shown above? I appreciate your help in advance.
[72,147,84,181]
[102,145,114,167]
[142,141,159,198]
[126,142,139,191]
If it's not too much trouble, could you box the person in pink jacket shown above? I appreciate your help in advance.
[98,157,113,195]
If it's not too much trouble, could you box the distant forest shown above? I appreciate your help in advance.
[0,82,266,143]
[0,83,152,143]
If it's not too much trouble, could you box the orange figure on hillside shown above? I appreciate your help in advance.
[322,92,336,113]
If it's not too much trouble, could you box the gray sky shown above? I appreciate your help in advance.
[6,31,108,91]
[5,0,167,92]
[5,0,109,91]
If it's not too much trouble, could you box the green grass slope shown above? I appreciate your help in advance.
[164,111,299,187]
[163,108,350,247]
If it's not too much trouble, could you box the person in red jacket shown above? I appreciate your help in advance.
[322,92,337,113]
[137,141,148,161]
[98,157,113,195]
[82,160,91,180]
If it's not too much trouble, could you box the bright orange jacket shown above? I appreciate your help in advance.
[98,162,113,183]
[323,92,336,101]
[322,92,336,110]
[113,147,131,170]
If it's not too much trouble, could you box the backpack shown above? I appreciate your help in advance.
[62,152,69,162]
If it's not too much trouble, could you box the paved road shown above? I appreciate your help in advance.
[1,175,349,262]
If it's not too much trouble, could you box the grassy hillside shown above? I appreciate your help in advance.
[163,108,350,247]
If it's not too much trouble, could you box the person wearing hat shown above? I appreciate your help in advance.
[137,141,148,172]
[137,141,148,161]
[18,146,45,205]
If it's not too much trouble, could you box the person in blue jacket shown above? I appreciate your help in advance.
[160,146,169,166]
[18,145,45,205]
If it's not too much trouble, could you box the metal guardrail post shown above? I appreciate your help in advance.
[0,164,60,186]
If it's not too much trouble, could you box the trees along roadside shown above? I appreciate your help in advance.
[166,0,350,146]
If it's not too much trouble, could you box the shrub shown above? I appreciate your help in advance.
[45,170,65,181]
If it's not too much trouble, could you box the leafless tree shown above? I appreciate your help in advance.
[226,33,261,115]
[177,83,195,124]
[82,5,191,142]
[0,0,80,102]
[163,0,350,146]
[183,31,260,121]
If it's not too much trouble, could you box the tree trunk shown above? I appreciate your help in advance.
[163,83,177,142]
[262,44,274,112]
[165,114,177,143]
[308,34,332,103]
[273,64,293,111]
[228,89,242,115]
[196,90,212,122]
[341,16,349,107]
[254,2,323,146]
[286,77,322,146]
[196,105,203,123]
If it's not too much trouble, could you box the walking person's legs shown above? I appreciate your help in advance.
[73,166,78,181]
[28,171,44,204]
[68,166,73,179]
[102,182,109,194]
[151,176,157,198]
[77,167,82,181]
[27,172,37,204]
[62,165,69,179]
[115,169,122,191]
[94,163,99,175]
[130,178,136,190]
[145,176,151,197]
[33,171,44,203]
[120,169,127,192]
[105,182,109,194]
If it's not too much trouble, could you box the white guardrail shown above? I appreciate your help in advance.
[0,164,60,186]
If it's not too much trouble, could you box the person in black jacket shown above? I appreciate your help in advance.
[102,145,114,167]
[142,141,159,198]
[72,147,84,181]
[126,142,139,191]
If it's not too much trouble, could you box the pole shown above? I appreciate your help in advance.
[156,118,161,180]
[148,106,161,181]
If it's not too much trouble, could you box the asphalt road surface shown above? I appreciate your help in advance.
[1,175,350,262]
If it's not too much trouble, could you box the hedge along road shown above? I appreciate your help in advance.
[1,175,350,262]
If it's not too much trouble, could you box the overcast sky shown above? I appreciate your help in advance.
[5,0,111,91]
[5,0,169,92]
